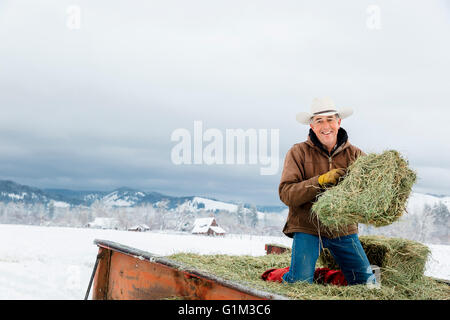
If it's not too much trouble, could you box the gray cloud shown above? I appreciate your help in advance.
[0,0,449,205]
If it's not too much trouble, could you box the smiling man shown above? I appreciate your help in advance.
[278,97,375,285]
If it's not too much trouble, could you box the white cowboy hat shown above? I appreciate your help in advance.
[296,97,353,125]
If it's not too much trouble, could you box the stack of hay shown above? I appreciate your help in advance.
[318,235,430,285]
[169,239,448,299]
[312,150,417,230]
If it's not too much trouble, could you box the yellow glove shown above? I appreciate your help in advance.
[318,168,346,187]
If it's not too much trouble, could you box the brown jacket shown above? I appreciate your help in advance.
[279,128,364,238]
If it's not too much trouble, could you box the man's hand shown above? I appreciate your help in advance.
[318,168,346,187]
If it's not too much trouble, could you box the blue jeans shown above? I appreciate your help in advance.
[282,232,375,285]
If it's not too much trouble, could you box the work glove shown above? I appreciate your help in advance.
[318,168,346,187]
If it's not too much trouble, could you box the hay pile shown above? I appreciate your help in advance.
[318,235,430,285]
[311,150,416,230]
[168,240,449,300]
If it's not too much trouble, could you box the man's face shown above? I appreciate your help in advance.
[309,114,341,149]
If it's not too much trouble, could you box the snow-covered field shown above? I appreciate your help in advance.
[0,224,448,299]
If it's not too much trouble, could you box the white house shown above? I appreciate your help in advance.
[86,217,120,230]
[127,224,150,232]
[191,217,226,236]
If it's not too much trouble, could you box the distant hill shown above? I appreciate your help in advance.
[0,180,49,204]
[0,180,287,214]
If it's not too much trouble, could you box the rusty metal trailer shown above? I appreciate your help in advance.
[87,239,288,300]
[86,240,449,300]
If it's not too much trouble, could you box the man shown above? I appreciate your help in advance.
[279,97,374,285]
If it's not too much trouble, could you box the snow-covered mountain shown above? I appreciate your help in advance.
[176,196,277,219]
[0,180,50,204]
[100,187,147,207]
[0,180,285,215]
[178,196,239,212]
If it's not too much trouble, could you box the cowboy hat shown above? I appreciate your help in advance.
[296,97,353,125]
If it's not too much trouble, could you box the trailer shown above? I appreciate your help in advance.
[86,240,449,300]
[86,239,288,300]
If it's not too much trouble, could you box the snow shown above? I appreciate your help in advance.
[191,217,216,233]
[52,201,70,208]
[87,217,119,229]
[407,192,450,213]
[178,197,239,212]
[177,197,268,219]
[0,223,448,300]
[193,217,215,226]
[193,197,238,212]
[5,192,26,200]
[425,244,450,281]
[191,217,226,234]
[210,226,226,234]
[102,192,133,207]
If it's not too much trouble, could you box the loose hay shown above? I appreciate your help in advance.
[312,150,417,230]
[168,236,449,300]
[318,235,430,285]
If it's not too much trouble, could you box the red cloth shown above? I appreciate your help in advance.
[261,267,290,283]
[314,267,348,286]
[261,267,347,286]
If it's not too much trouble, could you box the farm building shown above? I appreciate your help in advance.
[86,217,120,230]
[127,224,150,232]
[191,217,226,236]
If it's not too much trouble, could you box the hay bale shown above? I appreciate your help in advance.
[318,235,430,284]
[312,150,416,230]
[168,247,449,300]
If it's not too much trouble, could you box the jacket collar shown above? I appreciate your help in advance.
[306,127,349,157]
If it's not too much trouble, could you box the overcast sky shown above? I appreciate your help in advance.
[0,0,449,205]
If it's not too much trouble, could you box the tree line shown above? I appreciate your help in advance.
[0,200,286,237]
[0,199,448,244]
